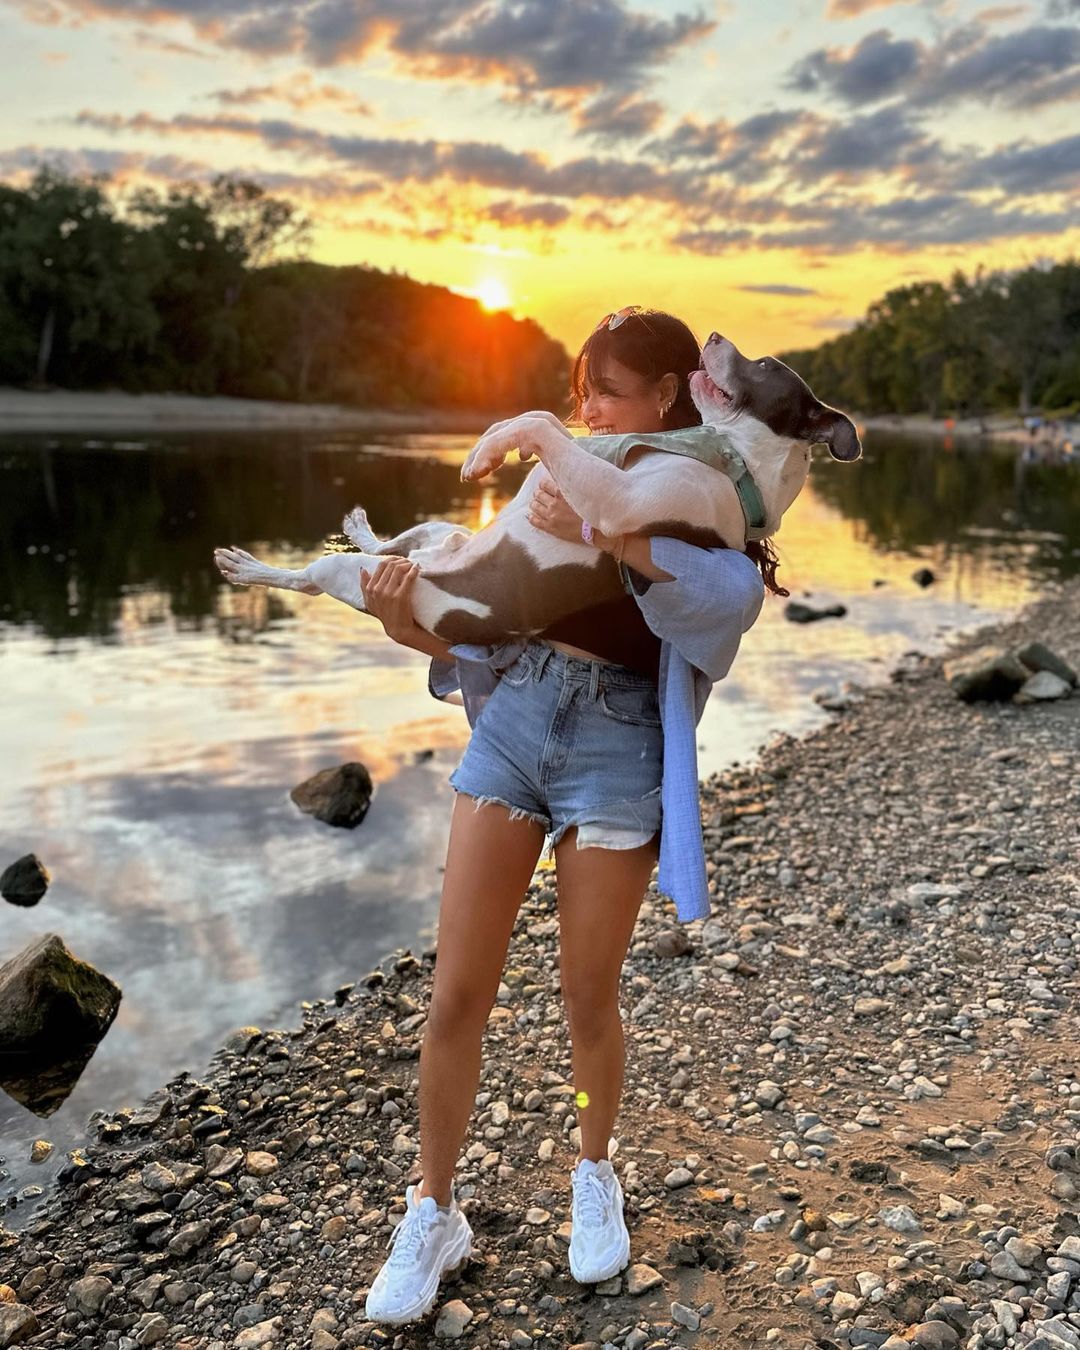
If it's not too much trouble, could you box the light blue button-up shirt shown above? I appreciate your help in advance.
[429,541,765,923]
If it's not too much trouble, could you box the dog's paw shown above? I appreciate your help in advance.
[343,506,378,548]
[461,439,508,482]
[213,546,257,584]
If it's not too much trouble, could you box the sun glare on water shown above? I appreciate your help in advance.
[474,277,511,311]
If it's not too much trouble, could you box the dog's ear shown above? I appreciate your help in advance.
[805,405,862,462]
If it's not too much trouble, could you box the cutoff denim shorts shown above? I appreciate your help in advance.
[449,639,663,852]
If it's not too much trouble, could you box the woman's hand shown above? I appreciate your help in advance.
[360,556,421,643]
[360,557,456,660]
[526,475,587,543]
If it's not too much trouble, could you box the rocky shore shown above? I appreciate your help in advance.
[1,582,1078,1350]
[0,389,503,433]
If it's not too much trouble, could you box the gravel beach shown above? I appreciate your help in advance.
[1,581,1078,1350]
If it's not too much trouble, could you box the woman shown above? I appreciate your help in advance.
[360,309,773,1326]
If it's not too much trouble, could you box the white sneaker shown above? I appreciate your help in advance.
[364,1181,473,1325]
[568,1157,631,1284]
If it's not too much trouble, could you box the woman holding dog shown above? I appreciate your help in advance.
[359,308,775,1325]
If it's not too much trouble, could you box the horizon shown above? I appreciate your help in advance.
[1,0,1078,356]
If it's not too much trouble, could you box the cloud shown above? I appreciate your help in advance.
[754,196,1076,250]
[738,283,821,295]
[954,131,1080,193]
[24,0,714,97]
[484,198,571,228]
[789,22,1080,110]
[0,143,377,202]
[572,92,665,141]
[788,29,922,103]
[644,108,812,182]
[789,106,941,181]
[825,0,917,16]
[209,73,372,115]
[73,108,711,204]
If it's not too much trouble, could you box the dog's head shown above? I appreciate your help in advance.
[690,332,862,462]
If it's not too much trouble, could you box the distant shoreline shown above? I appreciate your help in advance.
[859,411,1051,446]
[0,388,508,434]
[0,388,1066,446]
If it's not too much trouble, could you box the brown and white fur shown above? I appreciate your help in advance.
[213,333,860,645]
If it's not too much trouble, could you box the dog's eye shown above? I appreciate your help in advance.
[758,360,767,368]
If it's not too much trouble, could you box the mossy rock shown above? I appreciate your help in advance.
[0,933,121,1058]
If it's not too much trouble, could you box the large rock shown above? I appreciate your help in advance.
[0,934,121,1058]
[0,1303,38,1347]
[785,601,847,624]
[0,854,50,907]
[1015,640,1077,686]
[290,762,373,828]
[1015,670,1072,703]
[943,646,1030,702]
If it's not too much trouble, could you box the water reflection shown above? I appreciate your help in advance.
[1,426,1077,1226]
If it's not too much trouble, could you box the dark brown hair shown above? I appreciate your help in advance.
[571,308,788,597]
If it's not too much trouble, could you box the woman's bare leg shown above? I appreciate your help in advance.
[554,832,657,1163]
[415,795,546,1205]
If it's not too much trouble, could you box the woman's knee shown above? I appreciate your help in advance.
[426,983,495,1040]
[562,983,621,1045]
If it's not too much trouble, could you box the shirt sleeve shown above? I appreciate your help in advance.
[632,540,765,682]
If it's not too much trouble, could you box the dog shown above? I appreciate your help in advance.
[213,333,860,644]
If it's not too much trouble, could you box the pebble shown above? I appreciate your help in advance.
[626,1264,663,1296]
[434,1300,474,1338]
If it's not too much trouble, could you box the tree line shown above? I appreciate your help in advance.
[0,168,569,410]
[780,261,1080,419]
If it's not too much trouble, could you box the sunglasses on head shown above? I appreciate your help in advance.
[594,304,642,332]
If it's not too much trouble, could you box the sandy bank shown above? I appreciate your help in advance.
[0,388,505,434]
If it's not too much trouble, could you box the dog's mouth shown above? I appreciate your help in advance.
[692,363,734,408]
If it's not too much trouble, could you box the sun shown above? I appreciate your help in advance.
[474,276,511,312]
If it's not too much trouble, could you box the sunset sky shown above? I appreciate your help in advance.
[2,0,1078,355]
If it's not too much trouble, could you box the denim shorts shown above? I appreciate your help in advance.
[449,639,663,852]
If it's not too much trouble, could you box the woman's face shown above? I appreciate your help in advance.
[579,356,668,436]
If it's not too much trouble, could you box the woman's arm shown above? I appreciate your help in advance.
[525,475,674,581]
[359,558,455,662]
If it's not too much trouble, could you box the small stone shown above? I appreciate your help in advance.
[1016,670,1071,702]
[68,1275,112,1317]
[626,1264,664,1296]
[28,1140,52,1163]
[168,1221,211,1257]
[937,1194,965,1219]
[655,929,692,958]
[0,1304,38,1348]
[434,1299,473,1338]
[671,1302,700,1331]
[525,1207,550,1225]
[911,1324,958,1350]
[879,1206,920,1233]
[234,1320,281,1348]
[1004,1235,1042,1268]
[140,1162,177,1193]
[664,1166,694,1189]
[245,1151,279,1176]
[854,997,889,1016]
[755,1080,784,1109]
[537,1138,555,1161]
[321,1216,347,1243]
[989,1250,1030,1282]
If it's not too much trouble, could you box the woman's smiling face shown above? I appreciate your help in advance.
[579,356,669,436]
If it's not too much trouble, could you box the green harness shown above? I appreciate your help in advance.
[584,423,769,542]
